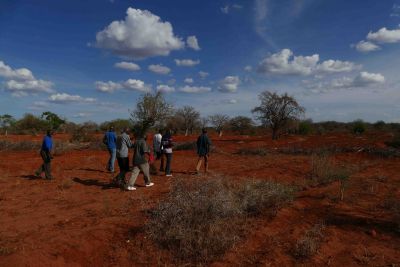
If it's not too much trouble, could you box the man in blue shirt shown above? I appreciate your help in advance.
[103,126,117,172]
[35,130,54,180]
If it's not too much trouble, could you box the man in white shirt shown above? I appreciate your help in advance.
[153,129,163,160]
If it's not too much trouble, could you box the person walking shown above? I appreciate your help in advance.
[160,129,173,176]
[35,130,54,180]
[153,129,163,160]
[114,127,133,187]
[196,128,212,174]
[126,133,154,191]
[103,126,117,172]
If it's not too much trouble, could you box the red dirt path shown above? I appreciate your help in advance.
[0,133,399,266]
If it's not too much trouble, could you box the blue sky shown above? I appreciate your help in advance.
[1,0,400,123]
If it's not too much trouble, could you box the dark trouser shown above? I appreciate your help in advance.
[36,150,53,179]
[196,154,209,173]
[116,157,129,184]
[165,153,172,175]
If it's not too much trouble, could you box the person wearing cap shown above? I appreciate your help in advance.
[103,126,117,172]
[35,130,54,180]
[125,132,154,191]
[114,127,133,187]
[195,128,212,174]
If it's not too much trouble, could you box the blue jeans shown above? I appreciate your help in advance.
[108,148,116,171]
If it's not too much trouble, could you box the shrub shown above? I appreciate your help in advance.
[310,152,351,187]
[293,223,326,258]
[236,147,267,156]
[298,120,313,135]
[70,126,96,143]
[174,142,196,151]
[385,133,400,149]
[147,176,295,264]
[0,140,40,151]
[352,119,366,135]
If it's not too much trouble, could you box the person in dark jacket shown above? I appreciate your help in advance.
[103,126,117,172]
[114,127,133,187]
[195,128,212,174]
[160,129,173,176]
[35,130,54,180]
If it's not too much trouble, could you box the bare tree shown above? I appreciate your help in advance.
[209,114,229,137]
[130,92,173,134]
[200,117,209,129]
[252,91,305,140]
[176,106,200,136]
[229,116,254,135]
[0,114,15,136]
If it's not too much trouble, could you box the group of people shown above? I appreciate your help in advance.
[35,127,212,191]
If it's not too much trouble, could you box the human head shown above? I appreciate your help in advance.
[158,129,163,134]
[46,129,54,136]
[122,127,130,134]
[109,126,114,132]
[202,128,207,134]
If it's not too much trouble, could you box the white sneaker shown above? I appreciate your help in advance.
[126,186,136,191]
[166,174,173,177]
[145,182,154,187]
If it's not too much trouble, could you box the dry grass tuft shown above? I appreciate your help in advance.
[147,176,295,264]
[293,223,326,259]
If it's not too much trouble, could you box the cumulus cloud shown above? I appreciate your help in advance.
[123,79,152,92]
[305,71,385,93]
[221,4,242,14]
[353,40,381,53]
[187,36,201,51]
[156,84,175,93]
[184,78,194,84]
[48,93,96,104]
[95,81,122,93]
[114,61,141,71]
[95,79,151,93]
[1,60,54,96]
[257,49,359,76]
[218,76,240,93]
[179,85,211,93]
[95,7,184,59]
[148,64,171,75]
[175,59,200,67]
[367,27,400,43]
[221,5,230,14]
[198,71,209,78]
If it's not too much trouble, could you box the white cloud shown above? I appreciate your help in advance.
[1,60,54,96]
[184,78,194,84]
[48,93,96,104]
[219,76,240,93]
[257,49,358,76]
[224,99,237,104]
[232,4,243,9]
[148,64,171,75]
[187,36,201,51]
[353,41,381,53]
[73,112,92,118]
[244,65,252,72]
[167,79,176,85]
[5,79,54,96]
[95,7,184,59]
[198,71,209,78]
[175,59,200,67]
[305,71,385,93]
[179,85,211,93]
[156,84,175,93]
[221,5,230,14]
[123,79,152,92]
[95,81,122,93]
[114,61,141,71]
[367,27,400,43]
[0,61,34,80]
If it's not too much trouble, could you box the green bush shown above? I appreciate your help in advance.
[298,120,313,135]
[352,119,366,135]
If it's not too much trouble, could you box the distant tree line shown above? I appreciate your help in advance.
[1,91,400,139]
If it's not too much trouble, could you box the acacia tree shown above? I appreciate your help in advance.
[209,114,229,137]
[130,92,173,135]
[41,111,66,131]
[0,114,15,136]
[176,106,200,136]
[252,91,305,140]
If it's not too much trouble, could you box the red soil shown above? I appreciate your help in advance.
[0,132,399,266]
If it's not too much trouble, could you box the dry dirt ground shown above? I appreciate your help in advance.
[0,133,399,266]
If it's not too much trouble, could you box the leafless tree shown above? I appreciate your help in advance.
[176,106,200,136]
[252,91,305,140]
[209,114,229,137]
[130,92,173,134]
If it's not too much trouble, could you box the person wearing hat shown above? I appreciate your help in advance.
[103,126,117,172]
[35,130,54,180]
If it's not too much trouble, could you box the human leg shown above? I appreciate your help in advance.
[127,166,140,188]
[140,163,152,185]
[159,153,165,171]
[204,155,209,173]
[196,156,203,172]
[165,153,172,175]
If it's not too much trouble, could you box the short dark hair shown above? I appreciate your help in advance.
[202,128,207,134]
[109,126,114,131]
